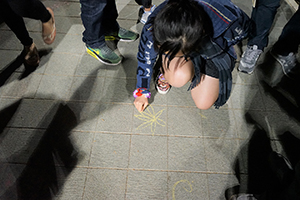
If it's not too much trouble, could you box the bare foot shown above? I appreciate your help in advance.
[42,7,56,45]
[24,43,40,67]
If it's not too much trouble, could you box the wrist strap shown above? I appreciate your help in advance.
[133,88,151,99]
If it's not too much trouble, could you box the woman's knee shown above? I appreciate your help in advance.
[193,98,214,110]
[162,56,194,87]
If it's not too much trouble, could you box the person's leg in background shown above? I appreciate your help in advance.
[238,0,281,74]
[80,0,138,65]
[135,0,156,24]
[7,0,56,45]
[80,0,122,65]
[271,6,300,75]
[0,0,39,66]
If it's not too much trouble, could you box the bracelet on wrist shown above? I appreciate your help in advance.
[133,88,151,99]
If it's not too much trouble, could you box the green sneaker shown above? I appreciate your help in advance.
[106,27,139,42]
[86,45,122,65]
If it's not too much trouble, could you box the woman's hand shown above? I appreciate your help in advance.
[134,96,149,112]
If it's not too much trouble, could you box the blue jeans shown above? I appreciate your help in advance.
[273,6,300,56]
[135,0,152,8]
[248,0,281,50]
[80,0,119,48]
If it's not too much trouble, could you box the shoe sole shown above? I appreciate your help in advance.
[237,61,255,75]
[270,50,291,76]
[105,35,139,43]
[86,47,122,66]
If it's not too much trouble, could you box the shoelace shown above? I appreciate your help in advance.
[281,53,296,67]
[244,47,261,62]
[101,45,113,56]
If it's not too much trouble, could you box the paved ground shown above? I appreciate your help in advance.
[0,0,300,199]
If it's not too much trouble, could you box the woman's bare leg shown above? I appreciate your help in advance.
[190,74,219,110]
[162,54,219,109]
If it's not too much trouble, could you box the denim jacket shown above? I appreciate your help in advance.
[136,0,251,107]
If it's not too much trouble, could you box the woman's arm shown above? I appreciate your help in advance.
[134,23,158,112]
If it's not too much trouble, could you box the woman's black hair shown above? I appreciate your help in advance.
[153,0,213,69]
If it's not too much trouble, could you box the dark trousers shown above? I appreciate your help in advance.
[0,0,50,46]
[248,0,281,50]
[135,0,152,8]
[80,0,119,48]
[273,6,300,56]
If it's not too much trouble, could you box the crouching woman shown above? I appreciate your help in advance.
[133,0,251,111]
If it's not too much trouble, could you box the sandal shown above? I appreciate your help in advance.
[156,73,171,94]
[42,7,56,45]
[23,43,40,67]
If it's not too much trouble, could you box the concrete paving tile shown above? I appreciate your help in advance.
[67,102,101,131]
[96,103,134,132]
[262,111,300,139]
[54,167,87,200]
[272,10,290,28]
[0,30,23,50]
[132,105,167,135]
[268,27,286,45]
[204,138,239,173]
[5,98,59,129]
[0,97,21,111]
[75,53,107,77]
[0,50,24,71]
[201,109,237,138]
[83,168,127,200]
[35,74,73,100]
[126,170,168,200]
[129,135,167,170]
[150,91,168,106]
[0,22,11,30]
[54,30,85,54]
[105,55,138,79]
[232,110,264,139]
[232,69,259,85]
[118,4,139,21]
[100,77,136,103]
[167,107,203,137]
[0,72,43,99]
[168,137,207,172]
[258,76,297,112]
[168,172,209,200]
[207,174,239,200]
[44,53,80,76]
[89,133,130,168]
[52,16,82,34]
[68,131,94,166]
[167,84,197,107]
[230,84,265,110]
[22,18,40,32]
[46,1,81,17]
[280,1,296,18]
[0,163,26,199]
[0,128,44,163]
[235,138,251,175]
[231,1,252,16]
[68,76,105,102]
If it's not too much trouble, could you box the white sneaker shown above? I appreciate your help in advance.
[238,45,263,74]
[140,5,156,24]
[270,49,297,76]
